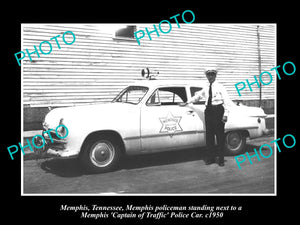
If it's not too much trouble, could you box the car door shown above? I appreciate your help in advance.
[189,86,206,124]
[140,86,204,153]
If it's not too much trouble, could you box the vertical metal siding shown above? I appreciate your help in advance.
[22,23,275,107]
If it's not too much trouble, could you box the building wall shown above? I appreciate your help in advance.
[22,23,276,130]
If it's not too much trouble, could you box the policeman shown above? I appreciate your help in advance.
[183,67,234,166]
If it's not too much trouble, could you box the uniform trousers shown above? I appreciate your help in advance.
[204,104,225,163]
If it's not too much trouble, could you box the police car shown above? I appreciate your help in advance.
[40,69,267,173]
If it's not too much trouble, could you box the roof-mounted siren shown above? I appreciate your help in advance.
[141,68,159,80]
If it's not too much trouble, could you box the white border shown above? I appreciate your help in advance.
[21,23,25,195]
[21,23,277,196]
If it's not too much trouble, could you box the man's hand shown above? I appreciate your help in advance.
[222,115,228,123]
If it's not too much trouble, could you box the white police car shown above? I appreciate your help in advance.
[40,70,267,173]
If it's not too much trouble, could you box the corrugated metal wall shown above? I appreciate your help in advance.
[22,23,275,107]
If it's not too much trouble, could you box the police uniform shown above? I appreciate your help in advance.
[188,67,234,166]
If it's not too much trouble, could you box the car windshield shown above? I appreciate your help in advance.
[112,86,149,104]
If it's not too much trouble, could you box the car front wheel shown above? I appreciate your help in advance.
[225,131,246,155]
[79,135,122,173]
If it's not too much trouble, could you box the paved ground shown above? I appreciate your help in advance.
[23,135,275,194]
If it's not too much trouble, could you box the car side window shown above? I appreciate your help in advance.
[190,87,205,105]
[147,87,187,106]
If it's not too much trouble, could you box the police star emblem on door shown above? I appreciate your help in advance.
[159,112,183,137]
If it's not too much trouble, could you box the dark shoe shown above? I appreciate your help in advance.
[215,156,224,165]
[205,158,215,165]
[218,162,225,167]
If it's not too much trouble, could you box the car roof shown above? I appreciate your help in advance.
[131,79,207,88]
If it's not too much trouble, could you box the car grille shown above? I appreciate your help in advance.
[43,129,62,141]
[42,129,67,151]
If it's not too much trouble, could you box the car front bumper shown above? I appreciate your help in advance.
[33,129,77,158]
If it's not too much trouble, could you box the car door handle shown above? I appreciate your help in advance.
[186,110,194,115]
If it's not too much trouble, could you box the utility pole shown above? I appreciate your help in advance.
[256,25,262,107]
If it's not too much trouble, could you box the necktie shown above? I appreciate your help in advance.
[207,83,212,106]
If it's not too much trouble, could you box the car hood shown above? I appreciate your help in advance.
[44,102,137,129]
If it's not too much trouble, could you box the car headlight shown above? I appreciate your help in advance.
[56,118,68,139]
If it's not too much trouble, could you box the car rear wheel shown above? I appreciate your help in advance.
[79,135,122,173]
[225,131,246,155]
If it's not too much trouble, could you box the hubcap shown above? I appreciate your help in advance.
[226,132,242,151]
[89,141,115,167]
